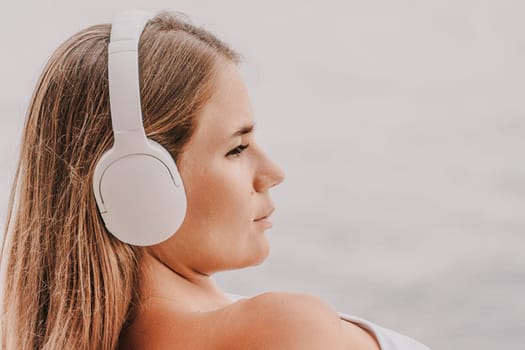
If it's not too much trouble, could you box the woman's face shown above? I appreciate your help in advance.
[150,61,285,273]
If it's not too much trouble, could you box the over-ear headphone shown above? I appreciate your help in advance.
[92,11,187,246]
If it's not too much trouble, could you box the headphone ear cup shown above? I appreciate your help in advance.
[97,154,187,246]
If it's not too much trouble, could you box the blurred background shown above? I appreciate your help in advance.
[1,1,524,349]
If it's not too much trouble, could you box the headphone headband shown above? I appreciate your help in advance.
[107,11,153,138]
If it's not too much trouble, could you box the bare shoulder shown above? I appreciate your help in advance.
[120,292,347,350]
[216,291,346,350]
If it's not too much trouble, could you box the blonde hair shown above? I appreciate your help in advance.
[1,11,241,349]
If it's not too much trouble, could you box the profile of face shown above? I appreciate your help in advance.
[148,61,285,274]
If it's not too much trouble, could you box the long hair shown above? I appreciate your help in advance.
[0,11,241,349]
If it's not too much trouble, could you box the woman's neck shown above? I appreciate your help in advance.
[139,252,233,312]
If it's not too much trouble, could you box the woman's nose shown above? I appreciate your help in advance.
[254,153,285,193]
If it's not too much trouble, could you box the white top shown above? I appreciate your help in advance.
[226,293,432,350]
[337,312,431,350]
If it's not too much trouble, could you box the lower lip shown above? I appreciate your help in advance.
[254,217,273,228]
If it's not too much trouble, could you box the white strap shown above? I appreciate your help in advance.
[107,10,153,137]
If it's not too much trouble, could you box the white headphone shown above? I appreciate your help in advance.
[92,11,187,246]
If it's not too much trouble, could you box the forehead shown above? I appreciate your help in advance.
[192,62,254,145]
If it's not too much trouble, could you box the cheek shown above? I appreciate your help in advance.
[183,162,253,229]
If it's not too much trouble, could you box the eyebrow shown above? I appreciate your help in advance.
[231,123,255,138]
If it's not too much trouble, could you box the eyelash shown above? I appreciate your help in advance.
[226,143,249,157]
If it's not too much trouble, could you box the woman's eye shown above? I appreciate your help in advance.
[226,144,249,157]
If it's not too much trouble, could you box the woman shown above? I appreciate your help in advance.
[1,10,431,349]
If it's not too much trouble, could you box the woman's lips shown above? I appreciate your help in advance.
[254,207,274,229]
[254,207,275,221]
[254,216,273,228]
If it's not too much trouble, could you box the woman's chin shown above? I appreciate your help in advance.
[238,240,270,268]
[252,250,270,266]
